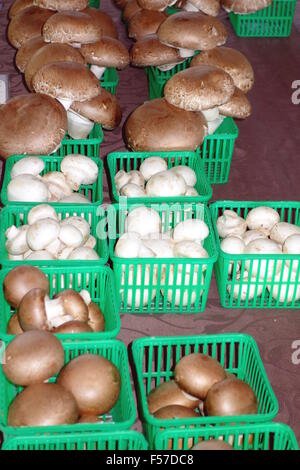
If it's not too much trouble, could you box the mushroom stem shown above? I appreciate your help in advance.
[44,297,66,328]
[207,116,224,135]
[157,61,184,72]
[178,48,195,59]
[90,65,106,79]
[50,314,75,329]
[56,97,73,111]
[183,2,199,11]
[67,110,94,140]
[79,290,91,305]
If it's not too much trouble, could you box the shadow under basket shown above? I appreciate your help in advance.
[53,123,104,159]
[210,200,300,309]
[132,333,279,448]
[229,0,297,37]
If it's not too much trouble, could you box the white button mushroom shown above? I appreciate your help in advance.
[138,244,156,258]
[5,225,29,255]
[7,174,49,203]
[27,205,58,225]
[59,225,84,248]
[243,230,268,246]
[60,216,90,244]
[174,241,209,274]
[140,157,168,181]
[120,183,146,198]
[67,247,99,260]
[121,265,157,308]
[42,172,73,202]
[185,186,199,196]
[84,235,97,249]
[60,193,91,204]
[146,171,187,197]
[227,271,265,301]
[61,154,98,190]
[114,232,142,258]
[267,265,300,304]
[283,234,300,273]
[170,166,197,187]
[173,219,209,242]
[125,207,161,237]
[115,170,131,192]
[216,210,247,238]
[25,250,55,260]
[245,206,280,235]
[270,222,300,244]
[46,238,64,258]
[244,238,282,280]
[220,236,246,276]
[127,170,145,188]
[26,218,61,251]
[11,157,45,179]
[142,239,175,258]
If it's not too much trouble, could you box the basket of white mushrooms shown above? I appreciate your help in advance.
[108,202,218,313]
[211,201,300,308]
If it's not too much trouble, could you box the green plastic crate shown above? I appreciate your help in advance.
[210,200,300,309]
[53,123,103,158]
[107,151,212,204]
[154,422,298,451]
[229,0,296,37]
[0,265,120,342]
[88,0,100,8]
[132,333,279,447]
[100,68,119,95]
[0,203,108,267]
[0,339,136,439]
[2,430,148,451]
[1,155,103,206]
[196,118,239,185]
[166,6,181,15]
[108,203,218,314]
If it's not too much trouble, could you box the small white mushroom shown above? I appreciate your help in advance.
[142,239,175,258]
[270,222,300,244]
[216,210,247,238]
[245,206,280,235]
[174,240,208,274]
[60,216,90,244]
[42,172,73,201]
[120,183,146,198]
[125,207,161,237]
[46,238,64,258]
[161,267,202,307]
[59,225,84,248]
[140,157,168,181]
[115,170,130,192]
[7,174,49,202]
[146,170,187,197]
[138,244,156,258]
[26,218,61,251]
[84,235,96,249]
[170,166,197,187]
[11,157,45,179]
[173,219,209,242]
[127,170,145,188]
[114,232,142,258]
[283,234,300,273]
[228,271,265,301]
[58,246,75,260]
[60,193,91,204]
[61,154,98,190]
[8,253,24,260]
[25,250,55,260]
[244,238,282,280]
[243,230,268,246]
[67,247,99,260]
[185,186,199,196]
[5,225,29,255]
[121,265,157,308]
[267,265,300,303]
[220,236,245,276]
[27,205,58,225]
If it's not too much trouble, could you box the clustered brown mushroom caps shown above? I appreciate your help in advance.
[2,330,121,427]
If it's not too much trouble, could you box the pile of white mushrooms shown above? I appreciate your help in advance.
[5,204,99,261]
[115,156,199,198]
[216,206,300,302]
[7,154,98,204]
[114,206,210,307]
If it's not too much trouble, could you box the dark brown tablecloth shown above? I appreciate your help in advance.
[0,0,300,444]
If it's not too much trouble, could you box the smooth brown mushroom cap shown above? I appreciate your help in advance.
[52,321,93,334]
[42,11,102,44]
[157,12,227,51]
[25,43,85,90]
[192,440,233,450]
[15,36,46,72]
[154,404,199,419]
[0,94,67,159]
[18,288,48,331]
[32,61,101,102]
[164,65,235,111]
[2,330,65,386]
[80,37,130,69]
[128,9,167,40]
[83,7,119,39]
[9,0,35,18]
[137,0,171,11]
[148,380,201,414]
[54,289,88,322]
[219,87,251,119]
[8,383,79,427]
[221,0,272,13]
[34,0,89,11]
[190,47,254,93]
[8,6,54,49]
[7,314,24,336]
[57,354,121,415]
[123,0,142,22]
[87,302,105,332]
[125,98,207,151]
[71,88,122,130]
[3,265,50,308]
[130,35,182,67]
[188,0,220,16]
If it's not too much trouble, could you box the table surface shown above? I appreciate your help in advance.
[0,0,300,445]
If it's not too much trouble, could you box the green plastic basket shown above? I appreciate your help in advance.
[2,430,148,451]
[166,6,181,15]
[229,0,296,37]
[1,155,103,206]
[88,0,100,8]
[210,200,300,309]
[107,151,212,204]
[108,202,218,314]
[196,118,239,185]
[100,68,119,95]
[0,339,136,439]
[0,203,108,267]
[0,265,120,342]
[52,123,103,158]
[132,333,279,447]
[154,422,298,451]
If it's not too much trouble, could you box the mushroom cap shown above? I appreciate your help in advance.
[42,11,102,44]
[17,288,48,331]
[54,289,89,322]
[15,36,46,72]
[157,12,227,51]
[123,0,142,22]
[3,265,50,308]
[7,314,24,336]
[25,43,85,90]
[128,9,167,40]
[0,94,67,159]
[115,0,130,8]
[9,0,35,18]
[148,380,201,414]
[70,88,122,130]
[164,65,235,111]
[192,440,233,450]
[78,415,104,423]
[125,98,207,151]
[154,404,199,419]
[191,47,254,93]
[8,383,79,427]
[87,302,105,332]
[175,353,226,400]
[34,0,89,11]
[32,62,101,102]
[2,330,65,386]
[8,6,54,49]
[188,0,220,16]
[130,34,182,67]
[219,87,251,119]
[83,7,118,39]
[80,37,130,69]
[221,0,272,13]
[137,0,171,11]
[57,354,121,415]
[52,321,93,334]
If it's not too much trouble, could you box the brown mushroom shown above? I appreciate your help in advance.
[7,314,24,336]
[87,302,105,332]
[123,0,142,23]
[34,0,90,11]
[218,87,251,119]
[128,9,167,40]
[52,321,93,334]
[191,440,233,450]
[221,0,272,14]
[2,330,64,386]
[83,7,118,39]
[3,265,50,308]
[130,34,182,69]
[15,36,46,72]
[8,6,54,49]
[154,404,199,419]
[9,0,35,18]
[148,380,201,414]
